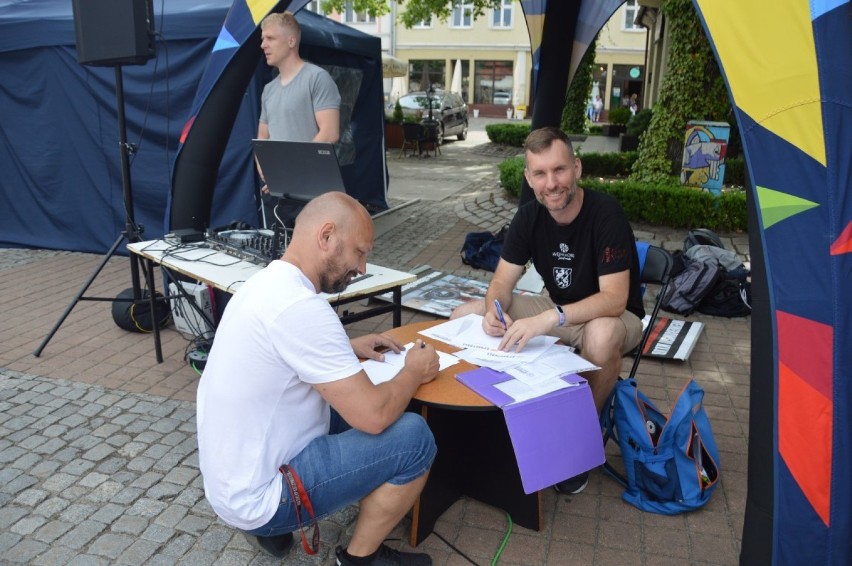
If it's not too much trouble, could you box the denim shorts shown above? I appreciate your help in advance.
[245,411,436,537]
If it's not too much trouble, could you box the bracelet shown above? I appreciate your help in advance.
[555,304,565,327]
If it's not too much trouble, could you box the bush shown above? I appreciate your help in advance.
[486,123,532,147]
[724,157,745,186]
[578,151,638,177]
[389,100,404,124]
[497,155,747,231]
[608,106,632,126]
[626,109,653,138]
[589,124,603,135]
[499,156,525,196]
[579,179,747,231]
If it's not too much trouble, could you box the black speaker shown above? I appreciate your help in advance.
[72,0,155,67]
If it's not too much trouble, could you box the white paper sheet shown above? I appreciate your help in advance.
[494,376,574,404]
[361,342,459,385]
[503,344,600,387]
[418,313,559,366]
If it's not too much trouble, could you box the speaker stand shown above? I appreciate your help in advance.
[34,67,162,361]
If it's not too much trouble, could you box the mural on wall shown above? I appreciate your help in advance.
[680,121,730,195]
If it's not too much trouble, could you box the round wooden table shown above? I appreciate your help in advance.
[382,319,543,546]
[383,319,493,409]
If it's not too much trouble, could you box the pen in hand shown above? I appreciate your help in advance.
[419,340,426,349]
[494,299,508,330]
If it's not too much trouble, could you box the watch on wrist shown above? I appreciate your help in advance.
[555,304,565,327]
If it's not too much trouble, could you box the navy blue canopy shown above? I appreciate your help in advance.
[0,0,386,253]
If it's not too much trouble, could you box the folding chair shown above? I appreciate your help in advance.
[399,122,423,158]
[601,242,674,482]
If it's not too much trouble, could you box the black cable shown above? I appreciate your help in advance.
[429,531,480,565]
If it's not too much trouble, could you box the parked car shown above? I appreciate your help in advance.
[389,91,469,144]
[493,91,512,105]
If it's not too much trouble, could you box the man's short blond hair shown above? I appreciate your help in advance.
[260,11,301,43]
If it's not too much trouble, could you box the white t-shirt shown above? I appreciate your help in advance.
[196,260,362,530]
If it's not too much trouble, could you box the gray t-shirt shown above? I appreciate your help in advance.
[259,62,341,141]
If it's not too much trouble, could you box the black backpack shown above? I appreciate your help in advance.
[684,228,724,251]
[697,278,752,317]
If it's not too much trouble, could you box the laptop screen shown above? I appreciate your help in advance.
[252,139,345,202]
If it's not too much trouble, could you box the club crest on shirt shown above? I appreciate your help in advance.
[553,267,572,288]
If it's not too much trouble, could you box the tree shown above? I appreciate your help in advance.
[561,40,596,134]
[630,0,731,183]
[319,0,503,28]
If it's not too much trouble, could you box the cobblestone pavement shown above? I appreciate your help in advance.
[0,130,749,565]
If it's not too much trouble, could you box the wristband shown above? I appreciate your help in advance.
[555,304,565,327]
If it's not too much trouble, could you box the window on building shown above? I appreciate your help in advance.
[305,1,323,14]
[623,0,640,30]
[344,1,376,23]
[474,60,514,104]
[491,0,513,28]
[409,60,446,92]
[412,16,432,28]
[452,2,474,28]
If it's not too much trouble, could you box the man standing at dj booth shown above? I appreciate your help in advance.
[255,11,341,225]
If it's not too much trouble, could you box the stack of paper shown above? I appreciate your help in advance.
[419,314,600,405]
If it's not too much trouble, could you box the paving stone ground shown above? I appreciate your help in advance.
[0,124,749,565]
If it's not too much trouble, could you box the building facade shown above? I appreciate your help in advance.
[313,1,647,120]
[594,0,648,119]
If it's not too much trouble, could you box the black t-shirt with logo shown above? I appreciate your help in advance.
[501,190,645,320]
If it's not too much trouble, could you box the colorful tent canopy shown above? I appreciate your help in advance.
[691,1,851,563]
[520,1,851,563]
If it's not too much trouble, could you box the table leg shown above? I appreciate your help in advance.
[408,403,542,546]
[141,259,163,363]
[393,285,402,328]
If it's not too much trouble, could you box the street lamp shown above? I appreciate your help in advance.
[427,83,435,122]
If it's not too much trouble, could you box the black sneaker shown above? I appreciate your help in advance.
[554,471,590,494]
[335,543,432,566]
[243,531,294,558]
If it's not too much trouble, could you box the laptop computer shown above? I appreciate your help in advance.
[252,139,345,202]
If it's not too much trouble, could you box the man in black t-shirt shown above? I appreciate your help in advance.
[452,126,644,421]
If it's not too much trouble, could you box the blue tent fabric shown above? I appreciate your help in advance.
[0,0,385,254]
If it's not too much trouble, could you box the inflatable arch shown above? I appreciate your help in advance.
[520,1,851,563]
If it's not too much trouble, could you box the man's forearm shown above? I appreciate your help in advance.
[556,290,627,325]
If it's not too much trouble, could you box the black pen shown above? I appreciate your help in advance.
[420,340,426,349]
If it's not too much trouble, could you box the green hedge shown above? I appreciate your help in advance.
[498,155,747,231]
[485,123,531,147]
[725,157,745,186]
[577,151,638,177]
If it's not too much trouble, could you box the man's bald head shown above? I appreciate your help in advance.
[293,192,372,240]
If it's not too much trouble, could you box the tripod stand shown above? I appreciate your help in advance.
[34,66,161,359]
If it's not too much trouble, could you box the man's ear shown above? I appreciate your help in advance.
[317,221,335,250]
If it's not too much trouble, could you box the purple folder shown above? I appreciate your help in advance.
[456,367,605,494]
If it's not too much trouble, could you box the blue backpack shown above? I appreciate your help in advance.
[601,377,721,514]
[460,226,507,272]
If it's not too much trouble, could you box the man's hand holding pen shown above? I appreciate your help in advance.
[483,299,513,337]
[403,339,439,385]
